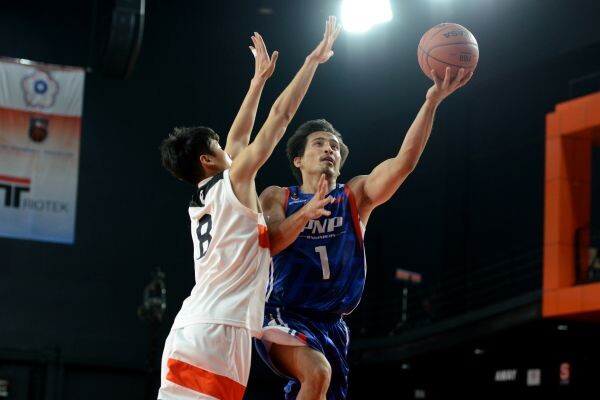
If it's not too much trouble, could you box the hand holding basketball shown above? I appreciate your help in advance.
[418,22,479,81]
[426,66,473,105]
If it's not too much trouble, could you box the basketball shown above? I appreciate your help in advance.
[418,22,479,81]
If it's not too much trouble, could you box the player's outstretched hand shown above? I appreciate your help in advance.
[250,32,278,82]
[426,67,473,105]
[307,16,342,64]
[302,174,334,220]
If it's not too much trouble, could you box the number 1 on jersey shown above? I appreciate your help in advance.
[314,246,331,280]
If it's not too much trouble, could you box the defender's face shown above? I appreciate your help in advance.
[295,131,341,179]
[208,139,232,171]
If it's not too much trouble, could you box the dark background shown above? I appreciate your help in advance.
[1,0,600,398]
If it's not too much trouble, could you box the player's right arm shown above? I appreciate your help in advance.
[229,16,341,189]
[261,174,332,256]
[224,33,278,160]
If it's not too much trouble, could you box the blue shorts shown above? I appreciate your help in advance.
[254,305,350,400]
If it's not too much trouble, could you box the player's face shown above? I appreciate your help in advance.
[209,139,232,171]
[300,131,341,178]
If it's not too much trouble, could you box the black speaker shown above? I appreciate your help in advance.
[101,0,145,79]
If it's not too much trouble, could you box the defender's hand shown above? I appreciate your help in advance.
[307,16,342,64]
[250,32,278,82]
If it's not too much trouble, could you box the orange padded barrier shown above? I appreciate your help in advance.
[544,91,600,318]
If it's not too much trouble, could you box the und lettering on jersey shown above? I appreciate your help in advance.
[301,216,344,239]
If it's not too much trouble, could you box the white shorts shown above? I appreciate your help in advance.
[157,323,252,400]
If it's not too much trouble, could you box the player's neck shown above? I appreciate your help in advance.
[196,168,227,186]
[300,175,336,194]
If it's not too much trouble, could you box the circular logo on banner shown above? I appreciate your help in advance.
[29,116,49,142]
[22,69,59,109]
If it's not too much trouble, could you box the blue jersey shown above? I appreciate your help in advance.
[266,183,367,315]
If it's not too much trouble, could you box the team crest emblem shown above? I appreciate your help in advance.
[22,69,59,109]
[29,117,49,142]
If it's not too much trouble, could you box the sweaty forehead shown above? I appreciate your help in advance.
[208,138,222,150]
[307,131,339,143]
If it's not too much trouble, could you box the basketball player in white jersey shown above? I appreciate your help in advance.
[157,17,341,400]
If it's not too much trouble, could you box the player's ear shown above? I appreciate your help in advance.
[293,156,302,168]
[199,154,212,167]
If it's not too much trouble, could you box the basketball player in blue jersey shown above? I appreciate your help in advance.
[157,19,341,400]
[257,66,473,399]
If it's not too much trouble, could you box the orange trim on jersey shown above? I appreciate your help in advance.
[0,175,31,184]
[282,187,290,213]
[258,224,270,249]
[166,358,246,400]
[343,185,363,250]
[296,331,307,343]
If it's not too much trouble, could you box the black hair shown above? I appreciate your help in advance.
[159,126,219,184]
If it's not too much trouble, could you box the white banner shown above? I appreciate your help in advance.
[0,58,84,244]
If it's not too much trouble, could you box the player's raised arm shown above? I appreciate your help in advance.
[349,67,473,224]
[224,33,278,160]
[229,16,341,185]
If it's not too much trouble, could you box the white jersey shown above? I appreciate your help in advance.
[172,169,271,337]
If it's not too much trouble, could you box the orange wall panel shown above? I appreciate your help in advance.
[543,91,600,319]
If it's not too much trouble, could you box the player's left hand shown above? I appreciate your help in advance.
[426,67,473,104]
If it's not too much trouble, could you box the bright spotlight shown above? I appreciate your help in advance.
[341,0,393,33]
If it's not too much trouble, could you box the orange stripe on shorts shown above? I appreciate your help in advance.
[166,358,246,400]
